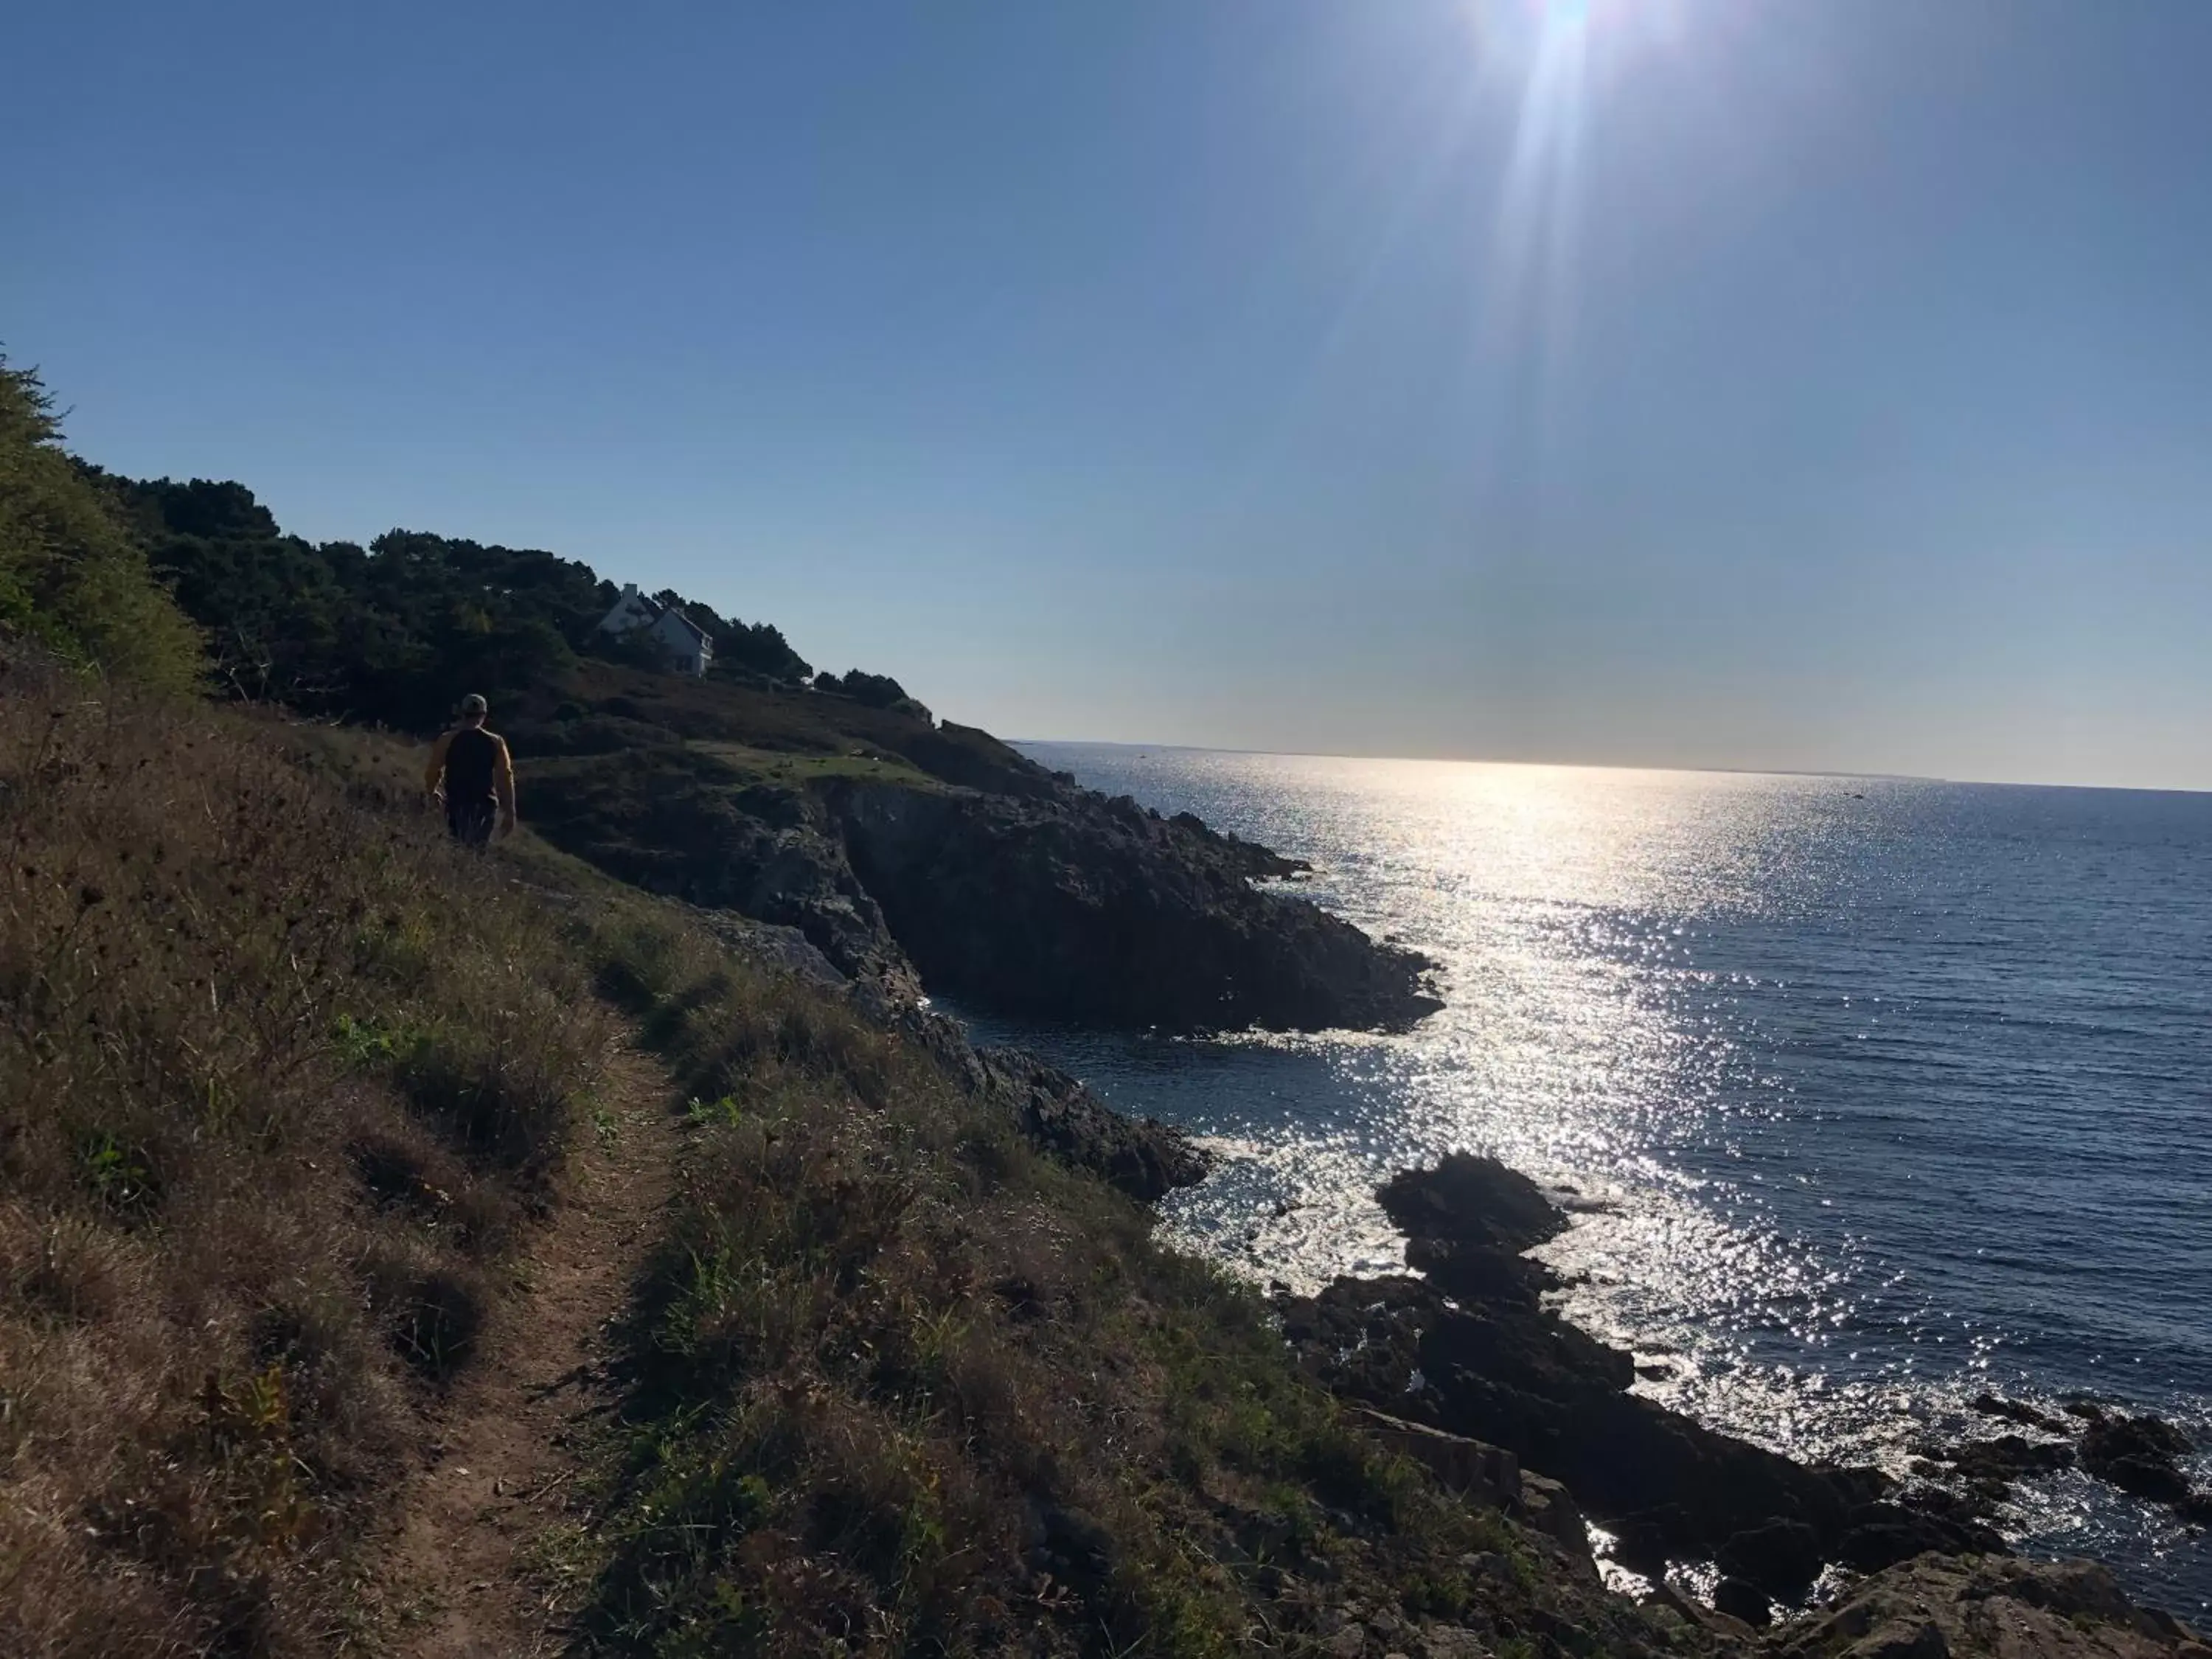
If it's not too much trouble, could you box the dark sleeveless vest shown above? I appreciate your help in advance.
[443,727,501,805]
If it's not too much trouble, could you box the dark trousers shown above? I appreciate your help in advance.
[448,799,498,848]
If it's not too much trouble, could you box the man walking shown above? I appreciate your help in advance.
[424,693,516,847]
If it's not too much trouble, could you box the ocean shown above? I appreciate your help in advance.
[968,745,2212,1614]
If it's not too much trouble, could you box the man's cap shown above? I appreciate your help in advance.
[459,693,489,715]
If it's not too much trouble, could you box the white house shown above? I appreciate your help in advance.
[596,583,714,675]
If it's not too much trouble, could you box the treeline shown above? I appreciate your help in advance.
[1,356,923,726]
[98,473,821,730]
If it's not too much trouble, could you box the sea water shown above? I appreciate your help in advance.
[969,745,2212,1613]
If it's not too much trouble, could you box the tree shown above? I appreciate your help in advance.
[814,667,931,721]
[0,358,202,691]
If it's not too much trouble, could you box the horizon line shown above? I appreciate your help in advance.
[1001,737,2212,799]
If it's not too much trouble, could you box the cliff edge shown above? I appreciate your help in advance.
[509,661,1441,1033]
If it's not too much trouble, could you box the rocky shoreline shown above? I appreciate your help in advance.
[697,892,2211,1658]
[526,674,2205,1655]
[1273,1152,2211,1643]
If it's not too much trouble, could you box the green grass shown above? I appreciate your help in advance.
[688,740,946,790]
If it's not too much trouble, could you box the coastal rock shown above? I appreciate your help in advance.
[516,675,1436,1033]
[1933,1399,2212,1520]
[1716,1519,1826,1602]
[874,1002,1208,1203]
[1279,1155,2003,1595]
[1349,1407,1522,1510]
[1913,1433,2077,1490]
[2079,1411,2197,1507]
[1767,1555,2208,1659]
[524,757,918,987]
[1377,1155,1571,1255]
[827,779,1441,1032]
[1168,809,1309,880]
[1717,1577,1776,1630]
[1971,1394,2064,1433]
[1515,1472,1597,1576]
[1836,1502,2008,1574]
[980,1044,1210,1202]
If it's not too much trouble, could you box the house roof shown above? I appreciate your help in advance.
[601,587,712,650]
[655,608,711,647]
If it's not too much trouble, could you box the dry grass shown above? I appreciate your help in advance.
[569,916,1664,1659]
[0,647,612,1656]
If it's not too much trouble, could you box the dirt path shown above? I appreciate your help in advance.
[378,1041,676,1657]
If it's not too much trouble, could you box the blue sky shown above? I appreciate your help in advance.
[7,1,2210,788]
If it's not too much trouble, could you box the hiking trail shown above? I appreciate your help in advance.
[378,1040,676,1657]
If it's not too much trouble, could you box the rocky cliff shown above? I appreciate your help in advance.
[826,777,1441,1032]
[515,673,1439,1034]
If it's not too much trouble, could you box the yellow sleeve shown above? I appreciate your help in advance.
[493,736,516,815]
[425,730,453,795]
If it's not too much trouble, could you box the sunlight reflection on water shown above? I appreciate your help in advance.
[971,747,2212,1612]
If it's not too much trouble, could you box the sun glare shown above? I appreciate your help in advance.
[1462,0,1693,449]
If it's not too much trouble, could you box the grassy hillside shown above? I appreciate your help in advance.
[0,641,1694,1658]
[569,915,1571,1656]
[0,644,613,1653]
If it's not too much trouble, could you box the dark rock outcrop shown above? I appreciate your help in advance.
[1716,1576,1775,1630]
[827,780,1440,1032]
[1167,810,1309,880]
[1768,1554,2209,1659]
[1971,1394,2064,1433]
[2079,1408,2199,1509]
[525,720,1440,1035]
[973,1043,1210,1203]
[1278,1155,2003,1600]
[1913,1399,2208,1525]
[1912,1433,2076,1512]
